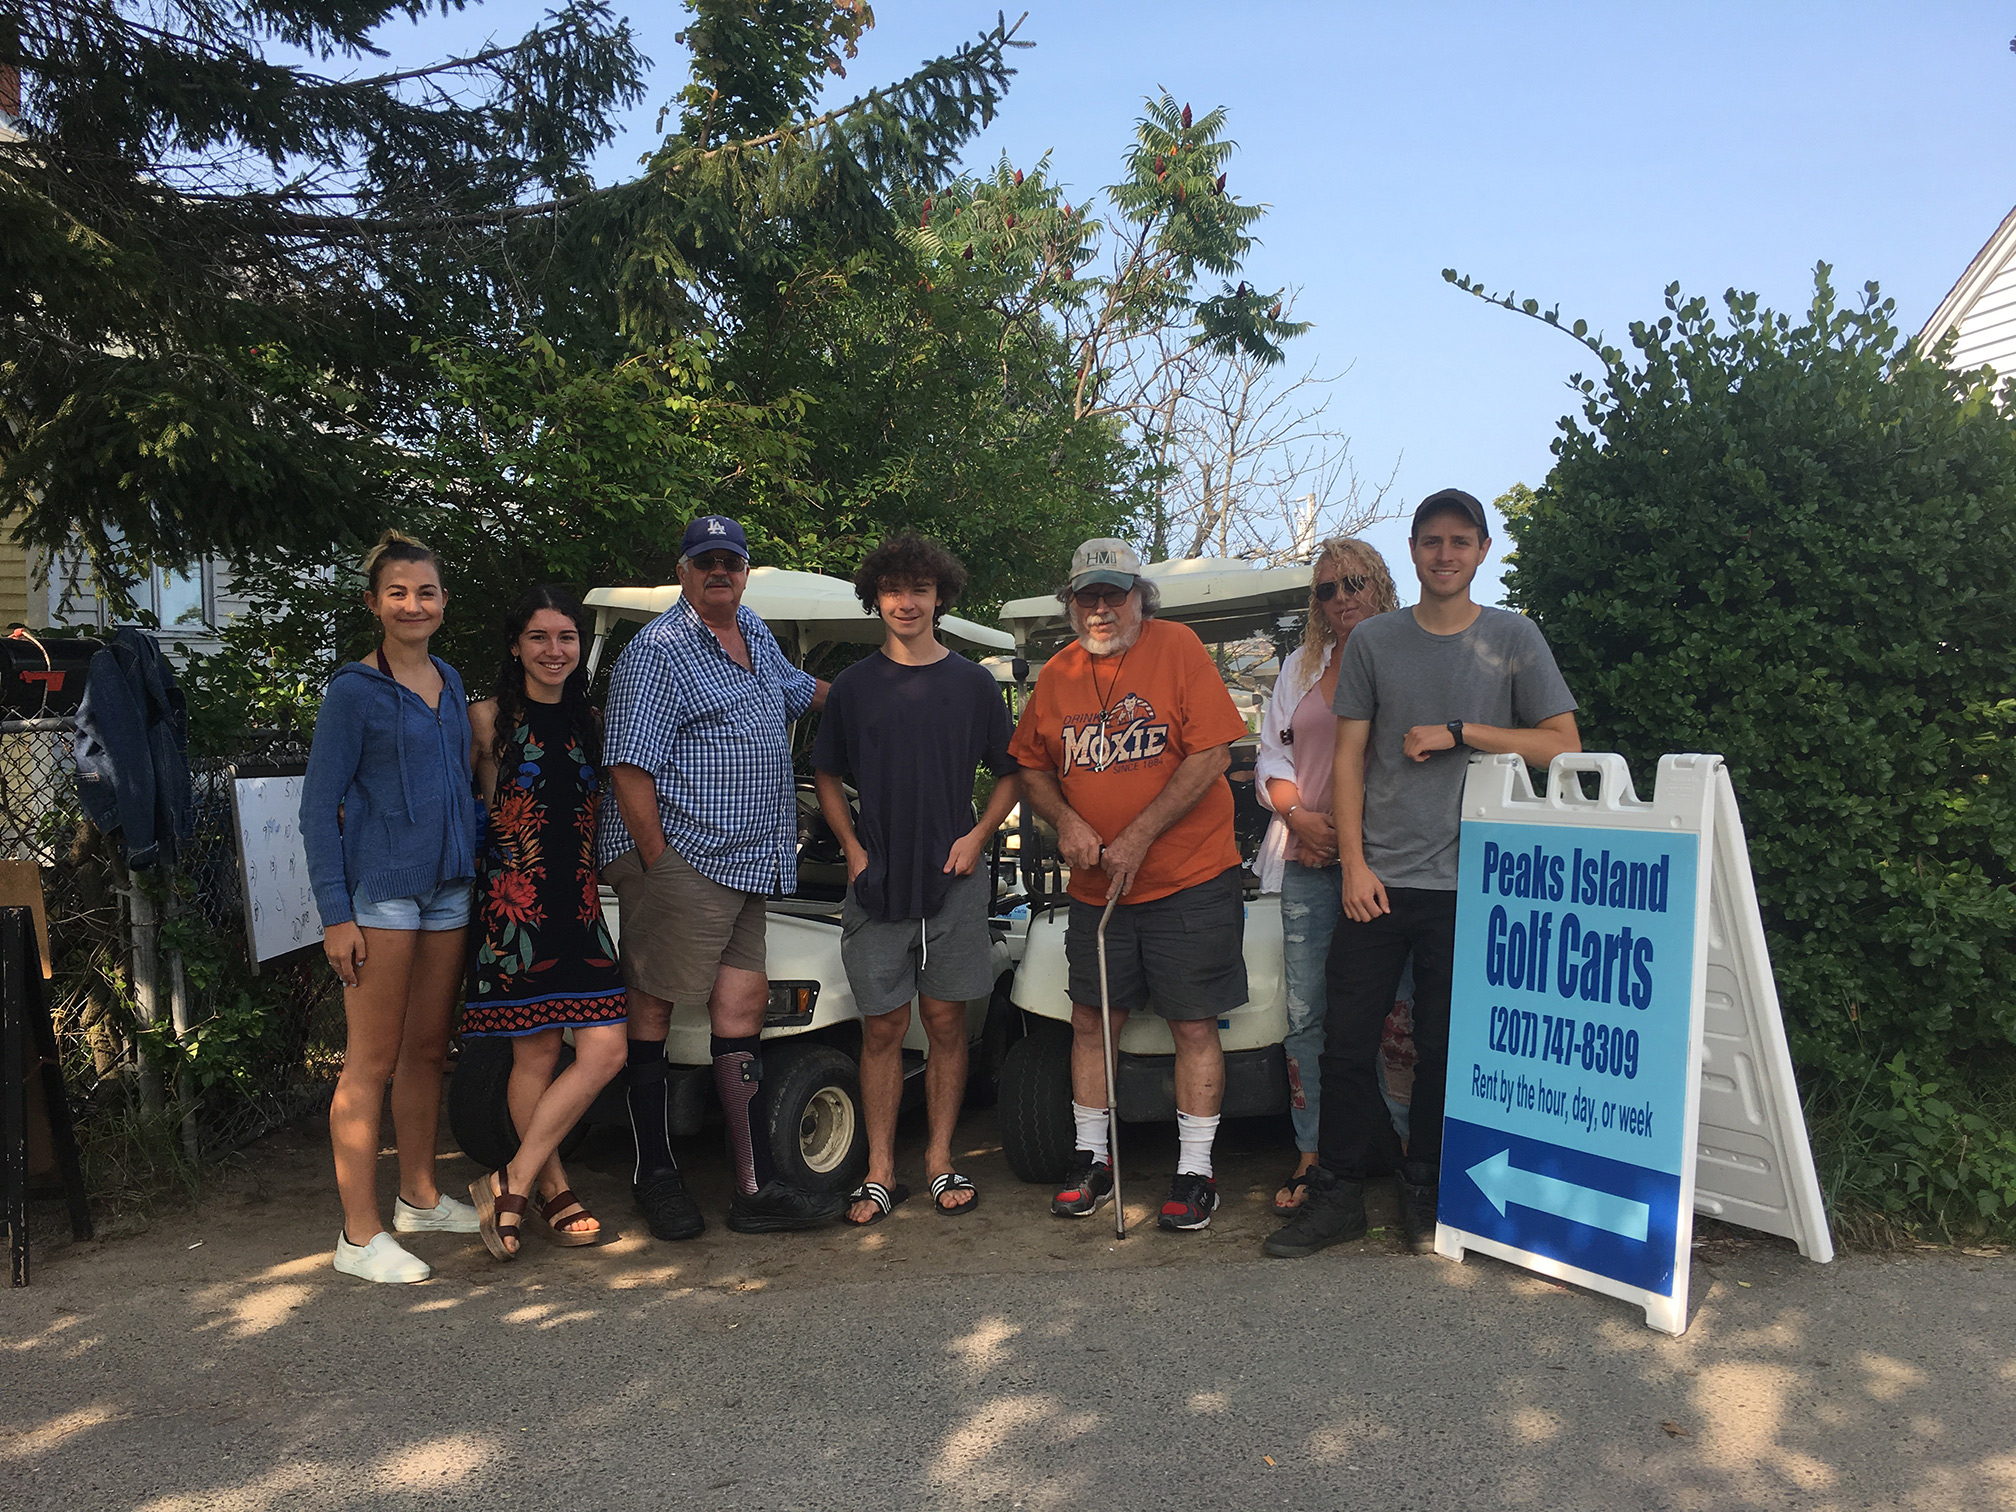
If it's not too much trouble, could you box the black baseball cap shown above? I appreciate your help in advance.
[1410,489,1491,540]
[679,515,750,560]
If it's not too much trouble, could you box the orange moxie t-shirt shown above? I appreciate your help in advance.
[1008,617,1248,905]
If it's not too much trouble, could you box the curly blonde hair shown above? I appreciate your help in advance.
[1300,537,1400,659]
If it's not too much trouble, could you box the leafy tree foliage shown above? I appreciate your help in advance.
[1466,267,2016,1080]
[0,0,1026,596]
[1,0,648,579]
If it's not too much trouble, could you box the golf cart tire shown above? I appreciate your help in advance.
[998,1024,1076,1183]
[449,1035,592,1174]
[965,972,1024,1110]
[762,1040,868,1195]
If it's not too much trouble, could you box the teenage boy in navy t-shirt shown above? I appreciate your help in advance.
[814,534,1022,1226]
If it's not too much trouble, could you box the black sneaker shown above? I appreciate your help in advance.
[1050,1152,1114,1217]
[1398,1169,1439,1255]
[1262,1165,1368,1258]
[726,1179,846,1234]
[1158,1173,1219,1231]
[634,1168,705,1242]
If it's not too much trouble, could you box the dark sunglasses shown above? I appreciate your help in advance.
[689,553,748,574]
[1314,575,1368,602]
[1071,583,1133,609]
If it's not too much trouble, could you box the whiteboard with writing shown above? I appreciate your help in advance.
[228,767,324,969]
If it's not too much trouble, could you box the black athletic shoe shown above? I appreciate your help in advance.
[1050,1152,1114,1217]
[634,1168,706,1241]
[1262,1165,1367,1258]
[1399,1172,1439,1255]
[726,1179,847,1234]
[1158,1172,1219,1231]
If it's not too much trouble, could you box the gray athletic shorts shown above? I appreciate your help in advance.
[840,867,995,1014]
[1066,866,1248,1021]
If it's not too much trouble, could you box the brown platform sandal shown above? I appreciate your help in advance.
[533,1189,603,1247]
[470,1171,526,1261]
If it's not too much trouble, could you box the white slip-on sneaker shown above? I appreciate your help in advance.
[393,1192,481,1234]
[333,1230,431,1283]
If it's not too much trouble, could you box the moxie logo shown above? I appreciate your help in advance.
[1060,695,1170,774]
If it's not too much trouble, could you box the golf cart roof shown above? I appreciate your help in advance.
[996,556,1313,651]
[583,568,1017,665]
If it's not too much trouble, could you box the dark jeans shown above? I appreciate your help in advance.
[1316,887,1456,1183]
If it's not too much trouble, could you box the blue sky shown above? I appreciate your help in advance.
[383,3,2016,601]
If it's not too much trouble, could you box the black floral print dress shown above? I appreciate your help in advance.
[461,698,626,1036]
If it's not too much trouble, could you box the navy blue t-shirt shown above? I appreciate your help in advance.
[811,649,1019,922]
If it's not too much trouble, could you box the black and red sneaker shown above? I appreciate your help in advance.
[1158,1172,1219,1231]
[1050,1153,1114,1217]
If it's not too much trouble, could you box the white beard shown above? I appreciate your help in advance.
[1076,621,1143,657]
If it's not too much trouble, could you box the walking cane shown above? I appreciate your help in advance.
[1096,893,1126,1239]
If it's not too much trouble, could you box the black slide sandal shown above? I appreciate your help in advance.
[930,1172,979,1216]
[846,1181,910,1225]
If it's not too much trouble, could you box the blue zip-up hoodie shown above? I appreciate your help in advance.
[300,657,479,927]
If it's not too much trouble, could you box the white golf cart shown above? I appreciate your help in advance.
[991,557,1315,1181]
[448,568,1028,1195]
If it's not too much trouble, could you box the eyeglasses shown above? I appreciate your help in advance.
[688,553,748,574]
[1071,583,1133,609]
[1314,576,1368,602]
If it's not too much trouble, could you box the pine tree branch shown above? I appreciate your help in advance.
[264,10,1029,242]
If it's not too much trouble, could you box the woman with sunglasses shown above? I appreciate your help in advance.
[1255,538,1410,1214]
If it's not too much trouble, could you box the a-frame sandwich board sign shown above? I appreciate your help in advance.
[1434,752,1833,1335]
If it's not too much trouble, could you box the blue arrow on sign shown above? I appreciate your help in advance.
[1466,1149,1651,1242]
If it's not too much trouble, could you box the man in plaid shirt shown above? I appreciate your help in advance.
[598,515,839,1239]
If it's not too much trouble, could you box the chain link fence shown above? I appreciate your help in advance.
[1,717,342,1180]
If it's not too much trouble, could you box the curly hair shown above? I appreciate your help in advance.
[1301,537,1400,659]
[489,586,601,774]
[360,528,440,594]
[853,533,969,622]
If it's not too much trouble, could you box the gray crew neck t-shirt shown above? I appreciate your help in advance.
[1333,605,1576,891]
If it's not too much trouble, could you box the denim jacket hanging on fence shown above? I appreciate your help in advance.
[72,627,194,870]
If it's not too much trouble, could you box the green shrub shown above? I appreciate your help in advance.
[1483,266,2016,1237]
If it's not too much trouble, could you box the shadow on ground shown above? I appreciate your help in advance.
[5,1100,2013,1510]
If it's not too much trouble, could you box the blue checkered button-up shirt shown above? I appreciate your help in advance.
[595,600,819,894]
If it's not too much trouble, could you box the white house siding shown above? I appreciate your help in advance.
[1919,204,2016,381]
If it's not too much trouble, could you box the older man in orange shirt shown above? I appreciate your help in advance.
[1010,538,1250,1231]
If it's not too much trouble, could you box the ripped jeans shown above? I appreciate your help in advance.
[1281,861,1412,1154]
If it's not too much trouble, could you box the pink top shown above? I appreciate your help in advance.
[1282,677,1338,862]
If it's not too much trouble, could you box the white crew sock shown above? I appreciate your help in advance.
[1072,1101,1111,1165]
[1175,1110,1221,1179]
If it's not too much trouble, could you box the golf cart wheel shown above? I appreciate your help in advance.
[965,972,1024,1110]
[998,1023,1075,1183]
[449,1035,592,1174]
[761,1041,867,1194]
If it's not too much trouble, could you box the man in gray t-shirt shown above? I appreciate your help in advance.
[1265,489,1581,1261]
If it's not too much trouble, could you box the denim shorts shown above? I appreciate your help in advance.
[349,878,473,932]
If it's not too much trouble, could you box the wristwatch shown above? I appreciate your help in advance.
[1446,720,1466,749]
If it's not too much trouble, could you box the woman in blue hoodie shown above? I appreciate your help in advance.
[302,530,481,1284]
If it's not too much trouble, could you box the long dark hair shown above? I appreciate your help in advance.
[490,586,600,771]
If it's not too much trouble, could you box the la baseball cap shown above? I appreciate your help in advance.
[1410,489,1491,540]
[1069,537,1145,590]
[680,515,750,561]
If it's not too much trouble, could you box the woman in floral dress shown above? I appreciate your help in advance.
[464,587,628,1260]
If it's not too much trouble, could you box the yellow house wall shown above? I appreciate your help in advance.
[0,512,31,628]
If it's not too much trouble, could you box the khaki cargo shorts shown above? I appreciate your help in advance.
[602,843,766,1003]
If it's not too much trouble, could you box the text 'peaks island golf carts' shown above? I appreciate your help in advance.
[990,556,1316,1182]
[447,567,1028,1196]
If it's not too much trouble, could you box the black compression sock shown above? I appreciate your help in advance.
[711,1035,777,1196]
[626,1038,676,1183]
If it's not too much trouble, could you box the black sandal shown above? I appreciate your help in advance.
[930,1172,979,1216]
[846,1181,910,1225]
[1272,1166,1315,1217]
